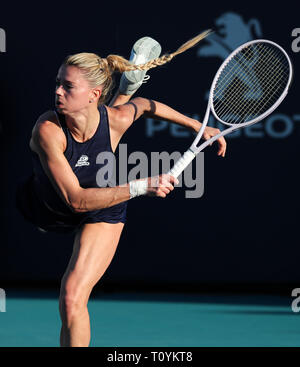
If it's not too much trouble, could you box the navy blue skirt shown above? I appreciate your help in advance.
[16,174,127,234]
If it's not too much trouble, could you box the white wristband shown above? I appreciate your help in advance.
[129,179,148,199]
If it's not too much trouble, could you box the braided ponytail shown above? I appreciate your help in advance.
[105,29,212,73]
[63,30,212,104]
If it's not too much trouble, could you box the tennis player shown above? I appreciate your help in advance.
[16,33,226,347]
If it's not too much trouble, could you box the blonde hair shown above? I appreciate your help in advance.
[64,29,212,104]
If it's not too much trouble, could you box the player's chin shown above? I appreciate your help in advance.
[55,104,65,113]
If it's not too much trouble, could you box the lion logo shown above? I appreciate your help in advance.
[199,12,263,102]
[198,12,262,59]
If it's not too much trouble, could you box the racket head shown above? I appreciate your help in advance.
[209,39,293,127]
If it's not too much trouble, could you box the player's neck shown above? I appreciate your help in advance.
[65,105,100,143]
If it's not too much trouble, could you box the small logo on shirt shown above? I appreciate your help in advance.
[75,155,90,167]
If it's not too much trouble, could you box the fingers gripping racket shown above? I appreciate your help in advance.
[168,39,293,179]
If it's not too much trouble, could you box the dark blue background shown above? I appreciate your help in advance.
[0,1,299,290]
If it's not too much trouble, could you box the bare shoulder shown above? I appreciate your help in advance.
[30,110,66,153]
[105,104,130,129]
[105,98,147,132]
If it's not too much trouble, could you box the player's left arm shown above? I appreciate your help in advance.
[108,97,226,156]
[108,89,131,107]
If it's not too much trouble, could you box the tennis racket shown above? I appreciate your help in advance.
[168,39,293,179]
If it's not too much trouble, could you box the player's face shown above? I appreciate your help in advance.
[55,65,92,113]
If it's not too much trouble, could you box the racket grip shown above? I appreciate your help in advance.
[168,149,196,179]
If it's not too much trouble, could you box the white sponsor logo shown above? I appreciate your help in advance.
[75,155,90,167]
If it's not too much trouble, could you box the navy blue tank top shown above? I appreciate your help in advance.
[30,104,123,218]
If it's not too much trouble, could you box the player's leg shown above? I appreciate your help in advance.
[59,222,124,347]
[109,36,162,107]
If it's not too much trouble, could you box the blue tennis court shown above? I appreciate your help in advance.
[0,289,299,347]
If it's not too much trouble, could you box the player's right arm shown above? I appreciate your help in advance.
[30,114,175,212]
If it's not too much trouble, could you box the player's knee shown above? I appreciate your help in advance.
[59,279,89,322]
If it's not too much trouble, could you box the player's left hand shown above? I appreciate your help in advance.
[203,126,227,157]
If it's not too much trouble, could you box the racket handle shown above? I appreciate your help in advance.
[167,149,196,179]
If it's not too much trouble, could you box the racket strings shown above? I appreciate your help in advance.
[213,46,270,121]
[214,45,288,123]
[217,48,287,122]
[227,47,287,120]
[213,45,263,99]
[215,46,285,113]
[212,42,290,125]
[213,44,265,100]
[245,48,288,119]
[238,68,285,122]
[213,44,284,104]
[214,45,287,122]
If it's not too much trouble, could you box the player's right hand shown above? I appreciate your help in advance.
[146,174,179,198]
